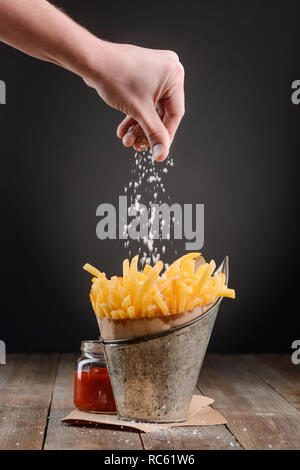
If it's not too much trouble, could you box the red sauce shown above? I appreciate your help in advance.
[74,367,116,413]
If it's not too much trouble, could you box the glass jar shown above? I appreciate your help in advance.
[73,340,116,413]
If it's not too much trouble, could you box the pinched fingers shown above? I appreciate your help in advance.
[116,116,136,139]
[162,68,185,144]
[117,116,149,151]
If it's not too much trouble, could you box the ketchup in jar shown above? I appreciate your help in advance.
[74,340,116,413]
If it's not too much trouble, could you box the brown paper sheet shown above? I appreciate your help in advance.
[97,302,215,340]
[62,395,226,433]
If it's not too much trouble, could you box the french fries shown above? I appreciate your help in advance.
[83,253,235,319]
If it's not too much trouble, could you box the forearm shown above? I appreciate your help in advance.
[0,0,102,78]
[0,0,184,160]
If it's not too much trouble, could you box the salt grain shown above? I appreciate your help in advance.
[122,151,176,267]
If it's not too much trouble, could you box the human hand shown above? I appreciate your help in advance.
[84,42,185,161]
[0,1,184,161]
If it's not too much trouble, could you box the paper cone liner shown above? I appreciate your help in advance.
[98,255,211,341]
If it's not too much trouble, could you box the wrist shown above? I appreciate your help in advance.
[68,36,116,87]
[43,13,111,86]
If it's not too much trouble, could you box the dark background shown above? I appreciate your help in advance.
[1,0,299,353]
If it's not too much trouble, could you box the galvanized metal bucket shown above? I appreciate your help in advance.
[101,257,229,423]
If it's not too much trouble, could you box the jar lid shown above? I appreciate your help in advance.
[81,340,104,356]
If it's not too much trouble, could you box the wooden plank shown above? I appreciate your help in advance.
[141,388,241,450]
[197,354,300,450]
[141,425,241,450]
[44,353,144,450]
[0,353,58,450]
[0,354,17,390]
[241,354,300,411]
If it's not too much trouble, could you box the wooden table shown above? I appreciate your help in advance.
[0,354,299,450]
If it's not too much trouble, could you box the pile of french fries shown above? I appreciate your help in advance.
[83,252,235,320]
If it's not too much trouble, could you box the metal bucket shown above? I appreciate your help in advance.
[101,257,229,423]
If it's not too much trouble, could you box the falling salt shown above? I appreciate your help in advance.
[122,151,175,267]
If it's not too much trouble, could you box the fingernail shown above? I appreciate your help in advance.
[153,144,164,161]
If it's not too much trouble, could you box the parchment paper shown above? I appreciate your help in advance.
[98,256,214,340]
[62,395,227,433]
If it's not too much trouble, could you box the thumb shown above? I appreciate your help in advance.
[138,105,171,161]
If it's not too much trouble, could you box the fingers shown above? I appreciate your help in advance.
[117,105,170,160]
[162,95,185,144]
[123,123,139,147]
[118,117,150,150]
[124,123,149,150]
[138,103,171,161]
[116,56,185,161]
[162,110,183,146]
[117,116,136,139]
[133,127,149,151]
[161,68,185,144]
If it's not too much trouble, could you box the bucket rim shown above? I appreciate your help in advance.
[100,256,228,346]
